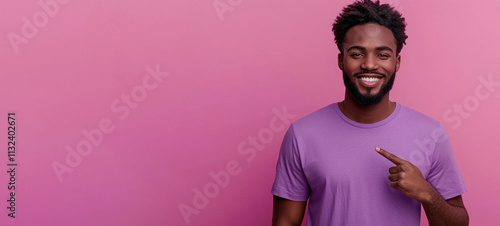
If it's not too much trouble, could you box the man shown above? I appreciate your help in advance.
[271,0,469,225]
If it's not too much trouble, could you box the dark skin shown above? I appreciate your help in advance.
[273,23,469,226]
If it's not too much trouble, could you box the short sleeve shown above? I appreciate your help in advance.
[426,125,467,200]
[271,124,310,201]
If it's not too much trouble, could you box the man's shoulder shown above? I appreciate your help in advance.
[398,103,442,128]
[291,103,338,129]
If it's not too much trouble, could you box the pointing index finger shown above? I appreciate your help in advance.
[375,147,406,165]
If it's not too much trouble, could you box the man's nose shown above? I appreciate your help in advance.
[361,55,379,71]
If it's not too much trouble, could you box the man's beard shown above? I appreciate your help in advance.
[342,71,396,106]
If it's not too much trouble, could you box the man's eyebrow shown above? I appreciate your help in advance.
[347,46,365,52]
[346,46,394,53]
[375,46,394,52]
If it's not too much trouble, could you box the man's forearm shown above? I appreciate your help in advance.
[422,191,469,226]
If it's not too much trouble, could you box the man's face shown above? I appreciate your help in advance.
[338,23,401,105]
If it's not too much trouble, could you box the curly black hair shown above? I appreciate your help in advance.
[332,0,408,55]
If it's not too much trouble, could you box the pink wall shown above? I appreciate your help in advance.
[1,0,499,225]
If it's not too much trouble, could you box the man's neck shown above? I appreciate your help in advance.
[338,91,396,124]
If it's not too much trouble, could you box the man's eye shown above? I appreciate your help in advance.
[350,53,362,57]
[378,54,389,58]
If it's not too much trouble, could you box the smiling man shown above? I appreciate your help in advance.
[271,1,469,225]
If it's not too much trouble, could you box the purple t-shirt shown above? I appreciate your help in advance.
[271,102,466,226]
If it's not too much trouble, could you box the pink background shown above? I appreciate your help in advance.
[1,0,499,225]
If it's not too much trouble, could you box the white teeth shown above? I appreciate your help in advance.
[359,77,380,82]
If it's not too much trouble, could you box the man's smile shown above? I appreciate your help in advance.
[355,73,385,89]
[357,76,383,88]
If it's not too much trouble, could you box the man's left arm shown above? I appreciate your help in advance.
[375,147,469,226]
[423,193,468,226]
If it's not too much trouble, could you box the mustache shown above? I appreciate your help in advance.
[354,71,386,77]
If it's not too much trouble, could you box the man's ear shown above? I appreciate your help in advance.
[395,54,401,72]
[338,53,344,70]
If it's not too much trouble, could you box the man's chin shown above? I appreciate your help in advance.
[357,90,379,97]
[354,96,384,106]
[348,87,386,105]
[355,83,383,95]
